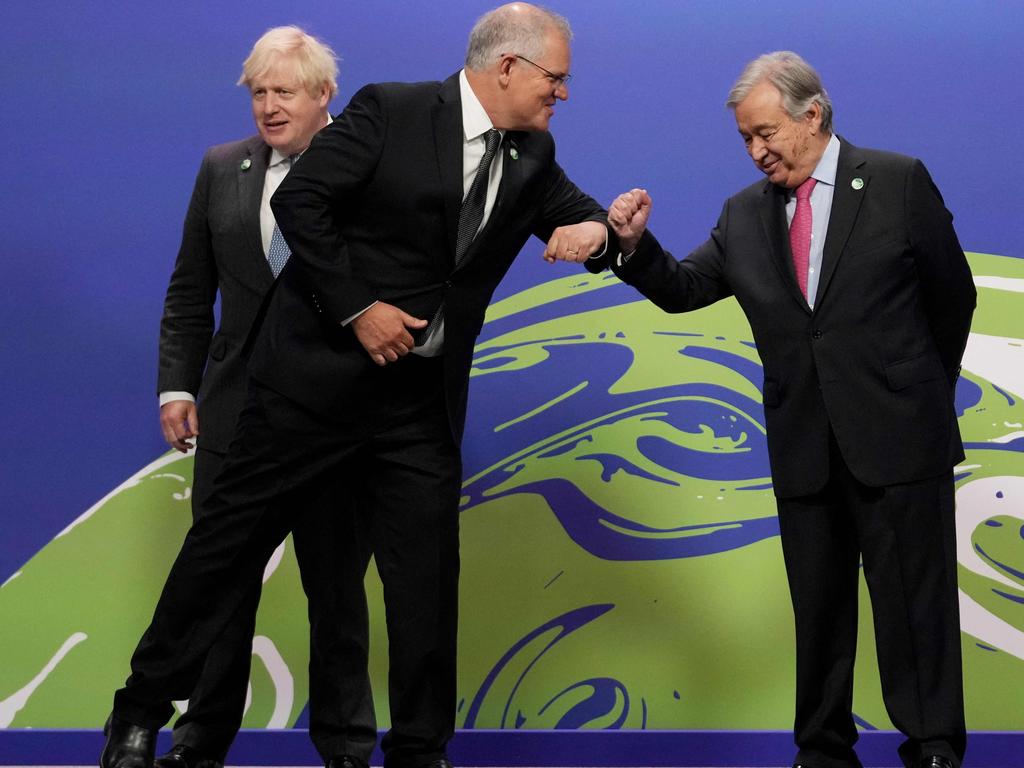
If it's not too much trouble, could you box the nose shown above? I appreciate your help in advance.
[748,136,767,160]
[554,81,569,100]
[263,93,280,115]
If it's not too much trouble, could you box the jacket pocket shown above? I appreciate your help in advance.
[884,353,944,391]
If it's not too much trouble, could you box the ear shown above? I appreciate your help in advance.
[498,53,516,87]
[317,84,331,109]
[805,100,822,134]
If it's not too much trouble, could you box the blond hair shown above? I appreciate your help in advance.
[238,25,339,99]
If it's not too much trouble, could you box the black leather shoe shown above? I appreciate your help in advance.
[920,757,955,768]
[100,715,156,768]
[419,760,453,768]
[154,744,224,768]
[327,756,369,768]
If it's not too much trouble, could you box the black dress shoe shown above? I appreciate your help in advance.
[100,715,156,768]
[154,744,224,768]
[418,760,453,768]
[327,756,369,768]
[921,757,955,768]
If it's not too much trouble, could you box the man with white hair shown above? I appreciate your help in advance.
[147,26,375,768]
[561,51,973,768]
[101,5,610,768]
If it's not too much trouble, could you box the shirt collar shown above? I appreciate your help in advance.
[810,133,840,187]
[268,113,333,167]
[459,69,501,143]
[269,148,291,168]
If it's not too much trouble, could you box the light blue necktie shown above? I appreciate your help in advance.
[267,224,290,278]
[266,155,296,278]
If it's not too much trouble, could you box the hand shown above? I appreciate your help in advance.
[351,301,427,366]
[160,400,199,453]
[608,188,652,254]
[543,220,607,264]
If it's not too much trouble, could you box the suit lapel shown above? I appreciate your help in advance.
[431,75,465,267]
[758,181,807,311]
[816,139,868,307]
[238,138,273,284]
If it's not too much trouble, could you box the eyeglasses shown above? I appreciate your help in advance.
[510,54,572,88]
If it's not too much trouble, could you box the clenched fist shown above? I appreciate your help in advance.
[608,188,652,254]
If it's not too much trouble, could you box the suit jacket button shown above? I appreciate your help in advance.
[812,329,823,339]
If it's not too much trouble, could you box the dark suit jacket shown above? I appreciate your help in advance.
[607,138,976,497]
[158,136,275,453]
[252,73,606,442]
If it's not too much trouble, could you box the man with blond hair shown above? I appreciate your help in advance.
[141,26,374,768]
[101,5,612,768]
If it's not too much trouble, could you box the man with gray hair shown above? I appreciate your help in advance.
[101,5,610,768]
[557,51,974,768]
[114,26,375,768]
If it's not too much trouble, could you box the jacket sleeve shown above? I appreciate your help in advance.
[157,150,218,396]
[610,201,735,314]
[271,84,386,325]
[906,158,976,384]
[531,159,608,241]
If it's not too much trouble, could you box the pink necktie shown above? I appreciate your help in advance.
[789,177,817,299]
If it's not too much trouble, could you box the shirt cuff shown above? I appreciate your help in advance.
[586,228,610,260]
[341,300,379,326]
[615,248,637,268]
[159,391,195,406]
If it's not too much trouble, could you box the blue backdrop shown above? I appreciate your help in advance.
[1,0,1021,623]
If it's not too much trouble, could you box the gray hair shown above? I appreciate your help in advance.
[238,26,339,99]
[465,3,572,71]
[726,51,833,134]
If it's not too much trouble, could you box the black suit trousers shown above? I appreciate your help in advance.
[168,446,378,761]
[776,431,965,768]
[166,446,256,759]
[114,356,461,767]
